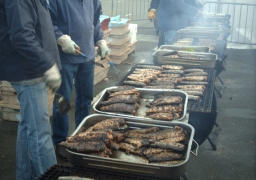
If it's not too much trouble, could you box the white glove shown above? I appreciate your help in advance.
[96,40,109,59]
[57,35,80,55]
[44,64,62,92]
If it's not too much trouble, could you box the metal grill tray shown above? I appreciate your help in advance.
[116,64,216,113]
[93,87,188,124]
[159,45,211,53]
[152,50,218,68]
[67,114,195,180]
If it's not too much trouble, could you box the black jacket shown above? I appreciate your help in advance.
[149,0,200,32]
[0,0,60,81]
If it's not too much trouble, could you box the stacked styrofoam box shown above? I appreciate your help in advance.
[128,24,138,55]
[108,21,130,64]
[0,81,54,122]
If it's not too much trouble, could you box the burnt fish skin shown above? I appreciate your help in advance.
[99,94,140,106]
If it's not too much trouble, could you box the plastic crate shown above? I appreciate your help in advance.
[109,40,130,56]
[109,30,130,46]
[128,40,137,54]
[109,21,130,35]
[109,48,129,64]
[94,67,110,85]
[101,18,110,31]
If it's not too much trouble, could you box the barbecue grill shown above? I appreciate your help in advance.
[38,164,163,180]
[116,64,216,113]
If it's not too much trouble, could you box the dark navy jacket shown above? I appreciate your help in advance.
[49,0,104,63]
[149,0,199,32]
[0,0,60,81]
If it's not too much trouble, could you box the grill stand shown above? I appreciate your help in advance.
[207,122,222,150]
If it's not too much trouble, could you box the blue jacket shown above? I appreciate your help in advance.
[0,0,60,81]
[49,0,104,64]
[149,0,199,32]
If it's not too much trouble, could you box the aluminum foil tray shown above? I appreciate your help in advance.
[159,45,210,53]
[152,50,218,68]
[67,114,195,180]
[93,87,188,124]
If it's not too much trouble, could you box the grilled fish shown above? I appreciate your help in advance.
[107,86,135,93]
[155,78,182,83]
[66,131,113,143]
[184,72,208,76]
[107,140,120,150]
[133,69,161,75]
[60,141,106,152]
[99,103,139,115]
[85,118,126,132]
[119,142,138,153]
[137,65,163,70]
[143,148,172,155]
[162,70,184,74]
[123,138,150,148]
[179,81,208,85]
[99,95,140,106]
[142,127,187,140]
[109,89,140,98]
[146,112,180,121]
[148,81,175,86]
[127,76,151,83]
[150,96,183,106]
[146,105,183,114]
[157,74,181,78]
[188,95,201,101]
[184,69,204,73]
[146,152,184,162]
[123,81,146,87]
[161,65,183,70]
[112,131,125,142]
[128,73,157,80]
[182,90,204,96]
[150,141,186,152]
[182,76,208,81]
[175,85,206,90]
[124,127,160,138]
[145,85,175,89]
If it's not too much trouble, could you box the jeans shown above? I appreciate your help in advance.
[52,62,94,145]
[11,82,56,180]
[158,30,177,48]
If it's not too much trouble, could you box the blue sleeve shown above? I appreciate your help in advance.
[149,0,160,11]
[49,0,64,39]
[93,0,104,43]
[5,0,52,73]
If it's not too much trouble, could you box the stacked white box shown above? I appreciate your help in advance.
[0,81,54,122]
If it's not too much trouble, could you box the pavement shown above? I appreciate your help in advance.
[0,21,256,180]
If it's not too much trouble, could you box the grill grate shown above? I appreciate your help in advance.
[116,64,216,113]
[38,164,162,180]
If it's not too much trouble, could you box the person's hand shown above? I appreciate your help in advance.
[96,40,109,59]
[44,64,62,92]
[57,35,80,55]
[148,9,156,21]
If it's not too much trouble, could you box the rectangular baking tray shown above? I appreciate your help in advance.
[159,45,211,53]
[152,50,218,68]
[93,87,188,124]
[67,114,195,180]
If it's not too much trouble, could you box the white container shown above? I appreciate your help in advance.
[129,24,137,43]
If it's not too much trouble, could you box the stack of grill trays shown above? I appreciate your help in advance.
[117,64,216,113]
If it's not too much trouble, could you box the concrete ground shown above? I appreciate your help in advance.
[0,22,255,180]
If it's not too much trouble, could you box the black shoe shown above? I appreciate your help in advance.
[56,145,69,162]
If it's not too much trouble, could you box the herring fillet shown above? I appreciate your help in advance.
[60,141,106,152]
[99,103,139,115]
[99,94,140,106]
[146,152,184,162]
[146,112,180,121]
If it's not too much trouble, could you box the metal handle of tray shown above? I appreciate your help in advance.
[190,139,199,157]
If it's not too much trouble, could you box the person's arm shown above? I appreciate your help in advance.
[148,0,160,11]
[94,0,108,59]
[5,0,53,74]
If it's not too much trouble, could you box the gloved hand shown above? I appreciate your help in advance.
[148,9,156,21]
[96,40,109,59]
[44,64,62,92]
[57,35,80,55]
